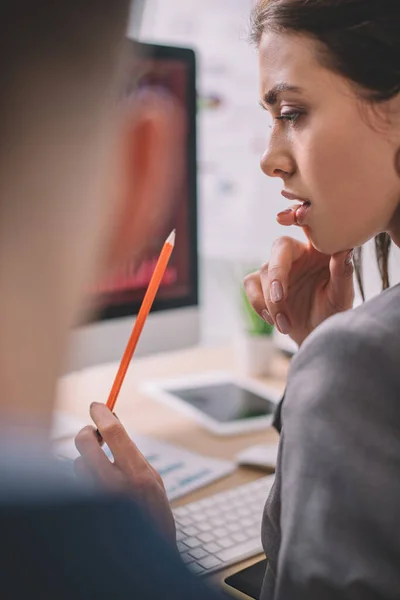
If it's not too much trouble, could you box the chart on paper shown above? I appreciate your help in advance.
[56,432,235,502]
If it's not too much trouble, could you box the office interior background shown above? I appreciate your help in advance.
[131,0,400,348]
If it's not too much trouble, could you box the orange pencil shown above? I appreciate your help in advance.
[106,230,176,412]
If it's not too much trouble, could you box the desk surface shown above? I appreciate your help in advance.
[57,344,289,584]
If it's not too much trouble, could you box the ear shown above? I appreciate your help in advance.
[107,88,184,271]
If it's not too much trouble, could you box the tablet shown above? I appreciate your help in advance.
[141,372,280,435]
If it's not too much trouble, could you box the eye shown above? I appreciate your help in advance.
[275,111,301,124]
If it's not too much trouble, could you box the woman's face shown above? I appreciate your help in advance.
[259,31,400,254]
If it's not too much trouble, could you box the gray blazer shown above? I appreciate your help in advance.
[261,283,400,600]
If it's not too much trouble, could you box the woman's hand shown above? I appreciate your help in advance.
[244,213,354,347]
[74,403,176,544]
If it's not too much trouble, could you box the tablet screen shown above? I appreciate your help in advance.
[167,383,276,423]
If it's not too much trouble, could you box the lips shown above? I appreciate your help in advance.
[281,190,310,203]
[280,190,311,225]
[294,202,311,225]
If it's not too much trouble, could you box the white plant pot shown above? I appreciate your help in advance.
[235,333,275,378]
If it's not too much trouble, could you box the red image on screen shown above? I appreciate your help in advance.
[92,55,194,315]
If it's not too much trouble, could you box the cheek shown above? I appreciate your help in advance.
[296,119,397,251]
[299,120,366,206]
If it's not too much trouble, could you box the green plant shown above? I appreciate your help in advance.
[241,285,274,336]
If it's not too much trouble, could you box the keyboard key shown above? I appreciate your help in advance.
[232,532,248,543]
[224,490,236,500]
[174,506,190,517]
[182,526,199,537]
[209,517,224,527]
[177,541,189,553]
[188,547,209,560]
[218,536,235,549]
[204,542,221,554]
[190,563,205,575]
[175,516,192,527]
[198,555,223,571]
[181,552,195,564]
[198,532,214,543]
[216,539,263,563]
[192,512,207,523]
[184,537,202,549]
[231,499,243,508]
[176,530,186,542]
[214,527,228,538]
[196,521,213,532]
[199,496,213,508]
[225,513,238,523]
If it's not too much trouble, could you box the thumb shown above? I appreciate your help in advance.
[327,249,354,309]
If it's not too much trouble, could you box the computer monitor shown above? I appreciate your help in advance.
[67,40,199,371]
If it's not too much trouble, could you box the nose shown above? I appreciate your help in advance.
[260,137,296,180]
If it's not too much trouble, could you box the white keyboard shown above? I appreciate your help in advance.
[174,475,274,576]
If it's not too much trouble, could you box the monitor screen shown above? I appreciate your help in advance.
[92,41,198,323]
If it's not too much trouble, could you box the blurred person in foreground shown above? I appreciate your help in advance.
[0,2,224,599]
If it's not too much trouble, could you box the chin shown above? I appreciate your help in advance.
[307,229,349,256]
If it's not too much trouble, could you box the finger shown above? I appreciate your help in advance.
[262,236,306,305]
[259,270,292,335]
[244,271,269,318]
[148,463,165,489]
[328,249,355,310]
[259,237,307,335]
[276,206,299,226]
[261,309,274,326]
[74,456,93,482]
[89,403,148,472]
[244,268,291,333]
[75,425,115,477]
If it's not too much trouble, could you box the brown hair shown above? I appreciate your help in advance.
[250,0,400,298]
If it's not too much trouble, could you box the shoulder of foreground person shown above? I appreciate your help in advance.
[0,459,226,600]
[274,284,400,600]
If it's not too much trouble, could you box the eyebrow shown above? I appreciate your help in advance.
[262,83,303,106]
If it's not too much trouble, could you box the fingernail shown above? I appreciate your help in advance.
[345,250,354,265]
[270,280,283,303]
[277,208,292,217]
[276,313,291,334]
[262,309,274,325]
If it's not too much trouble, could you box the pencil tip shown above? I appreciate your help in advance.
[166,229,176,246]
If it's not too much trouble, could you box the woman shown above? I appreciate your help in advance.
[75,1,400,599]
[243,0,400,598]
